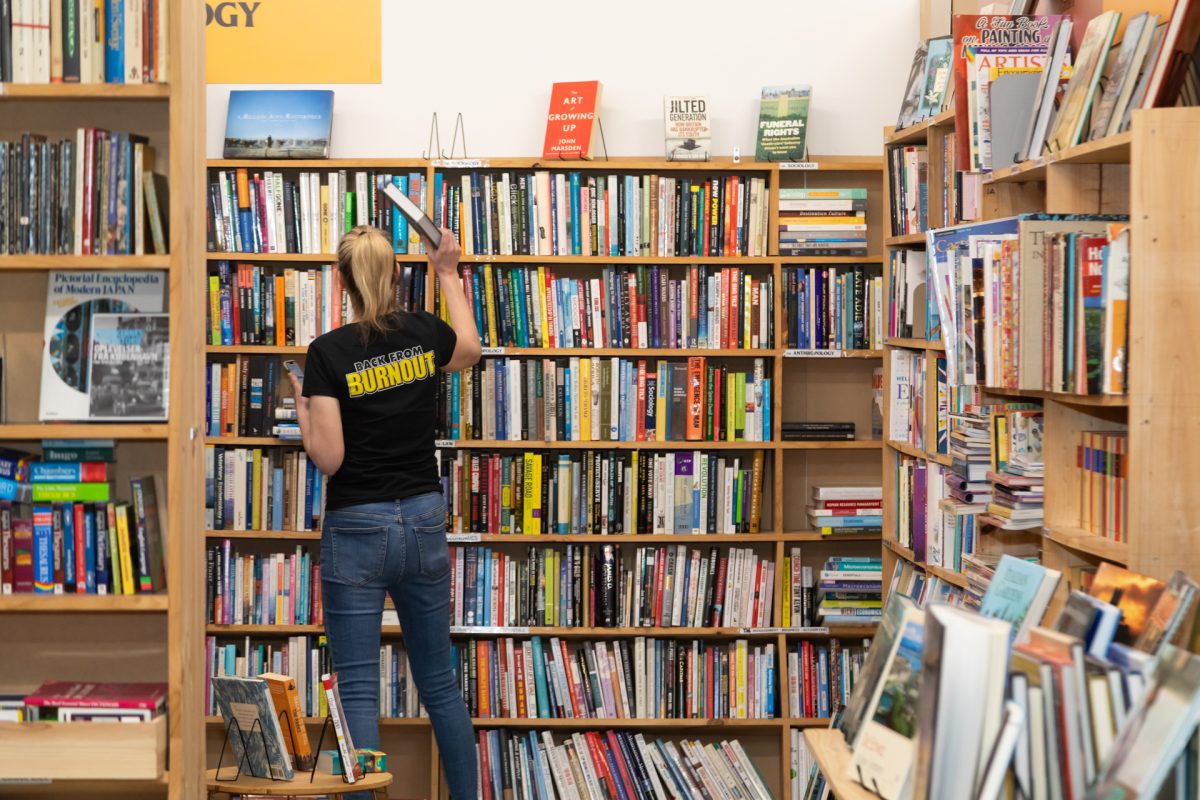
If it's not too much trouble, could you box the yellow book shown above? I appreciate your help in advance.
[726,372,736,442]
[579,359,592,442]
[317,636,329,717]
[529,454,542,535]
[781,557,791,628]
[482,264,499,347]
[251,450,262,530]
[630,451,639,530]
[106,503,122,595]
[536,266,549,347]
[736,373,746,440]
[735,639,747,717]
[548,547,558,627]
[522,453,536,534]
[320,184,330,253]
[655,363,667,442]
[438,281,451,324]
[208,275,222,345]
[115,505,136,595]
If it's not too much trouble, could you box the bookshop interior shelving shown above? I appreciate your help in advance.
[0,0,207,797]
[202,154,886,799]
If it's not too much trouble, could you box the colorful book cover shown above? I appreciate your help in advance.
[212,676,295,779]
[87,313,169,421]
[40,272,165,422]
[223,90,334,159]
[755,85,811,162]
[664,95,711,161]
[979,554,1060,645]
[1088,562,1167,646]
[916,36,954,121]
[542,81,603,160]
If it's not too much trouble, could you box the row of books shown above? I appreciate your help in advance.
[438,450,766,536]
[0,0,168,83]
[1,130,167,256]
[832,555,1200,800]
[886,144,928,237]
[887,348,927,449]
[432,171,771,258]
[807,486,882,537]
[206,169,429,255]
[886,248,931,341]
[205,541,323,627]
[434,264,775,351]
[205,355,288,439]
[1079,430,1128,542]
[817,556,881,626]
[449,543,776,630]
[204,446,326,533]
[928,215,1129,396]
[787,638,867,720]
[10,681,167,723]
[452,636,778,720]
[780,265,882,351]
[435,357,772,444]
[473,728,773,800]
[206,261,426,347]
[777,188,868,258]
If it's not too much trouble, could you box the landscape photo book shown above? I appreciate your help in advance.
[223,90,334,160]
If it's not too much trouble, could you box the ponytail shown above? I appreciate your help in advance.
[337,226,396,341]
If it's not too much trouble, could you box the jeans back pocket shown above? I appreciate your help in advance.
[412,519,449,579]
[328,525,389,587]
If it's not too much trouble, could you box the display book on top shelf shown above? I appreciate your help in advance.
[202,155,888,799]
[880,104,1200,620]
[0,1,206,796]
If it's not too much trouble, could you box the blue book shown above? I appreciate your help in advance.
[765,649,776,715]
[481,547,491,625]
[32,506,53,593]
[450,372,461,439]
[104,0,123,82]
[211,676,295,779]
[820,515,884,528]
[762,380,772,441]
[94,503,110,593]
[0,476,31,503]
[431,172,443,238]
[980,555,1061,647]
[222,91,334,160]
[62,504,76,590]
[528,637,551,717]
[563,367,572,440]
[0,448,31,482]
[393,175,408,253]
[817,646,830,718]
[271,467,284,530]
[549,173,560,255]
[463,549,476,624]
[569,172,582,255]
[495,362,506,441]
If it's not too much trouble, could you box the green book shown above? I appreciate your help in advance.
[31,483,111,503]
[755,85,812,162]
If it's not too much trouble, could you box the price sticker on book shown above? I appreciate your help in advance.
[434,439,455,448]
[783,349,840,358]
[480,347,507,356]
[779,162,819,171]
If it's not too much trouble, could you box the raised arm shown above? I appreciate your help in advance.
[427,229,481,372]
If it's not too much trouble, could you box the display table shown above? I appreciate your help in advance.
[205,768,393,798]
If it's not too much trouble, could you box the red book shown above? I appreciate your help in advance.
[686,357,705,441]
[710,554,729,626]
[0,503,12,594]
[73,503,86,594]
[585,731,620,799]
[635,361,647,441]
[750,559,763,627]
[477,640,490,718]
[560,638,586,718]
[514,644,528,718]
[605,730,639,797]
[478,731,493,800]
[652,547,667,626]
[81,129,95,255]
[542,81,604,160]
[25,681,167,711]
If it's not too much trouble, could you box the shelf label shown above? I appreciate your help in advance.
[738,626,831,635]
[434,439,455,448]
[783,349,841,359]
[434,159,488,169]
[447,533,482,543]
[480,347,507,356]
[779,162,819,171]
[450,626,531,635]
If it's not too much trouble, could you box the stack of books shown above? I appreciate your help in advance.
[983,410,1045,531]
[22,681,167,722]
[777,188,868,257]
[272,398,300,441]
[816,556,881,625]
[808,485,882,537]
[782,421,855,442]
[886,145,928,236]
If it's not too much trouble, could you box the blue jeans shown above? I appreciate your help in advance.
[321,492,477,800]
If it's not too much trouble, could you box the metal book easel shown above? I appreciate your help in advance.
[214,708,351,785]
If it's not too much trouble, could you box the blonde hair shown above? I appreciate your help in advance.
[337,226,397,340]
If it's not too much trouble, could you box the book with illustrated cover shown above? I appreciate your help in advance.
[1089,562,1168,646]
[896,42,930,129]
[223,90,334,160]
[664,96,710,160]
[917,36,954,121]
[978,554,1061,646]
[39,271,165,421]
[87,313,169,420]
[755,85,810,161]
[211,676,295,780]
[542,81,603,160]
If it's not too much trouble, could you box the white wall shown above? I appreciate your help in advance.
[205,0,919,159]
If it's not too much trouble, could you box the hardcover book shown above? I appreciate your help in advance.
[664,95,711,161]
[755,85,811,162]
[24,681,167,718]
[223,90,334,160]
[39,271,165,422]
[542,81,603,160]
[87,313,170,421]
[211,676,296,780]
[978,554,1061,645]
[1088,562,1167,646]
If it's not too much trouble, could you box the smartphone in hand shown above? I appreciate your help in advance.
[283,360,304,381]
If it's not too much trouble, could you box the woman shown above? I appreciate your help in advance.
[287,225,481,799]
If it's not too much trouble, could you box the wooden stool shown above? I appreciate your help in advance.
[205,767,393,798]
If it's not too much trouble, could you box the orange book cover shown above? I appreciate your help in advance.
[260,672,315,771]
[542,81,603,160]
[686,357,705,440]
[1088,561,1166,644]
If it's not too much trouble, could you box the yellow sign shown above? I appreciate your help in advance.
[206,0,381,84]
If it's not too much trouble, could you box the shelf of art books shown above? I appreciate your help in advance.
[0,84,172,100]
[0,256,172,271]
[0,595,169,612]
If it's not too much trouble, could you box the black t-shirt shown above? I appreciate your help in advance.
[302,311,457,510]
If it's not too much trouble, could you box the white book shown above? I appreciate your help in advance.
[297,173,312,253]
[31,0,50,83]
[309,175,322,255]
[78,0,93,84]
[633,637,646,719]
[542,733,579,800]
[272,173,287,254]
[692,556,709,629]
[260,172,277,254]
[123,0,141,82]
[589,357,601,440]
[571,733,606,800]
[609,358,620,439]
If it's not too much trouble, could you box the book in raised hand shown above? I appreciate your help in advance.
[377,177,441,249]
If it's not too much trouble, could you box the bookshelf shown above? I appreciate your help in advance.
[879,108,1200,618]
[201,155,886,798]
[0,0,206,797]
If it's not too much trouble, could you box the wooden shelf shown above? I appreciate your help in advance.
[927,452,953,466]
[883,538,917,563]
[986,131,1132,185]
[0,594,168,612]
[206,530,882,545]
[0,82,170,100]
[885,336,941,351]
[781,349,883,359]
[780,440,883,451]
[884,108,957,146]
[886,440,928,461]
[205,252,425,263]
[981,385,1129,408]
[206,530,323,541]
[925,564,970,589]
[206,715,833,730]
[1043,525,1129,564]
[803,728,880,800]
[0,424,169,440]
[884,233,925,246]
[0,255,171,270]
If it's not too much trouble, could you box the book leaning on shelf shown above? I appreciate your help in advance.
[438,357,771,444]
[431,169,771,258]
[207,168,429,255]
[436,263,774,351]
[1,446,166,595]
[0,0,168,84]
[440,450,766,535]
[448,544,776,630]
[0,131,168,256]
